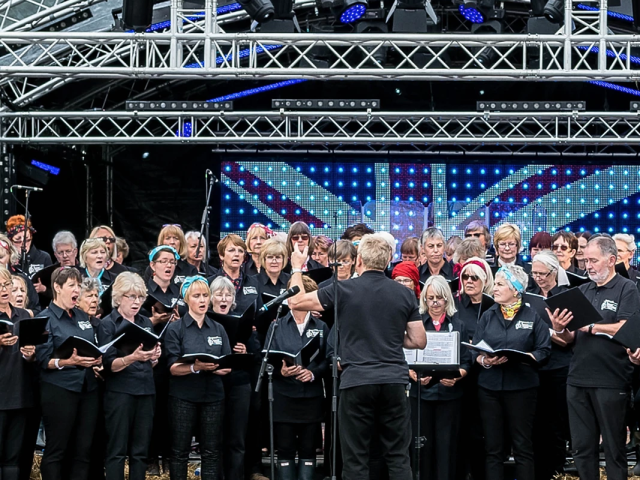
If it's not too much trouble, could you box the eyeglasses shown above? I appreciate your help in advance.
[12,236,31,246]
[465,232,483,238]
[291,234,309,242]
[531,271,552,279]
[427,297,445,304]
[56,249,75,257]
[394,278,414,285]
[461,274,480,282]
[98,236,116,244]
[0,282,12,291]
[552,244,569,252]
[213,292,234,300]
[163,224,182,228]
[265,255,283,262]
[155,259,177,266]
[498,242,517,250]
[123,294,145,302]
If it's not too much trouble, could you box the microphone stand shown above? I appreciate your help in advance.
[413,369,426,480]
[256,304,283,480]
[328,211,341,480]
[195,170,216,275]
[20,189,33,273]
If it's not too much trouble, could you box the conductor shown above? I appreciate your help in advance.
[288,234,427,480]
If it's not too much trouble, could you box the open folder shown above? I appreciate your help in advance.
[404,331,461,380]
[543,287,603,331]
[462,340,538,365]
[113,321,161,355]
[209,304,255,347]
[54,333,124,359]
[612,313,640,351]
[263,332,321,367]
[176,353,254,370]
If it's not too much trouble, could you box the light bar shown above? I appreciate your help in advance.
[126,100,233,111]
[272,99,380,109]
[476,101,586,111]
[31,160,60,175]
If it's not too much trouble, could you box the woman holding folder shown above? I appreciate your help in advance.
[165,276,231,480]
[264,275,329,480]
[408,275,470,480]
[97,272,161,480]
[472,265,551,480]
[0,266,37,480]
[35,266,103,480]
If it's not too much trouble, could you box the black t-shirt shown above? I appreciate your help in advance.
[419,260,455,284]
[454,294,482,342]
[316,269,421,389]
[0,306,37,410]
[568,274,640,389]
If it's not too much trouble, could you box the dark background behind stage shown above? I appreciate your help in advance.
[11,146,640,269]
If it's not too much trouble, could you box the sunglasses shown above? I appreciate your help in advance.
[465,232,483,238]
[461,274,480,282]
[552,244,570,252]
[98,236,116,244]
[291,234,309,241]
[163,224,182,228]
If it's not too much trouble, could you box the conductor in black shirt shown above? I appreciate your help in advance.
[288,234,427,480]
[549,234,640,480]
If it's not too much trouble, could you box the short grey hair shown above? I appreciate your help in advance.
[79,277,102,306]
[420,227,445,247]
[495,264,529,296]
[453,237,485,264]
[185,230,206,249]
[612,233,637,253]
[420,275,457,317]
[587,233,618,258]
[52,231,77,252]
[209,276,237,311]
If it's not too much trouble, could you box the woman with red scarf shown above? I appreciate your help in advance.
[391,261,421,299]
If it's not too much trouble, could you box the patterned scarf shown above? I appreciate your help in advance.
[500,298,522,320]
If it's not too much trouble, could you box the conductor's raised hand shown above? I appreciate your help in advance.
[281,360,302,377]
[290,246,308,270]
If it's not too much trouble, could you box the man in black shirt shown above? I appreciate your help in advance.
[551,234,640,480]
[289,234,426,480]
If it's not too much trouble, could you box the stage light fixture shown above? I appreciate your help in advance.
[272,99,380,109]
[543,0,564,23]
[476,101,586,111]
[237,0,275,23]
[126,100,234,111]
[458,4,484,23]
[121,0,154,32]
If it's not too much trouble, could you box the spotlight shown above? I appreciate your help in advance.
[329,0,368,24]
[476,101,586,112]
[458,4,484,23]
[121,0,154,32]
[126,100,234,111]
[543,0,564,23]
[237,0,275,23]
[272,99,381,109]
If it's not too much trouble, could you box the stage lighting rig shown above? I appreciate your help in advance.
[386,0,438,32]
[477,101,586,111]
[120,0,154,32]
[126,101,234,111]
[272,99,380,109]
[317,0,368,24]
[238,0,275,23]
[543,0,563,23]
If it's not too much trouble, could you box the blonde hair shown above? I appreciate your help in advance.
[246,225,269,254]
[183,277,210,303]
[209,277,236,311]
[453,237,485,264]
[90,225,118,261]
[357,234,392,271]
[158,225,187,258]
[0,266,12,284]
[420,275,457,317]
[493,223,522,253]
[0,234,19,266]
[459,256,494,295]
[111,272,147,308]
[11,274,29,308]
[259,238,288,270]
[79,238,108,268]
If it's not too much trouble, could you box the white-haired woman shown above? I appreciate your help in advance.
[419,228,454,283]
[528,251,572,480]
[98,272,161,480]
[472,265,551,480]
[613,233,638,283]
[209,276,252,480]
[165,276,231,480]
[453,257,493,480]
[185,231,216,277]
[409,275,471,480]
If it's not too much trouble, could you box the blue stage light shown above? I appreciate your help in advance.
[31,160,60,175]
[458,4,484,23]
[340,3,366,23]
[207,79,306,102]
[576,3,634,22]
[588,80,640,97]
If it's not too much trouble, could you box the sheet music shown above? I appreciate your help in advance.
[404,331,460,365]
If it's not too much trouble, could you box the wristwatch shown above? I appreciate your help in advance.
[588,323,595,334]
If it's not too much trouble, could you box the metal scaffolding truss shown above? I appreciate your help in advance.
[3,109,640,144]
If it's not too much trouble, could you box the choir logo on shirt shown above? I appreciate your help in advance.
[515,321,534,330]
[78,321,93,331]
[208,336,222,346]
[174,276,185,285]
[601,299,618,312]
[243,286,257,295]
[306,329,322,338]
[144,327,152,333]
[28,264,44,277]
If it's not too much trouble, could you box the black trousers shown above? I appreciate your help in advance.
[567,385,629,480]
[170,396,224,480]
[222,381,250,480]
[245,364,265,476]
[338,384,412,480]
[104,391,155,480]
[274,422,318,461]
[88,382,105,480]
[533,368,569,480]
[457,372,485,480]
[0,408,28,480]
[409,397,462,480]
[477,387,537,480]
[149,373,171,463]
[40,382,99,480]
[18,406,40,480]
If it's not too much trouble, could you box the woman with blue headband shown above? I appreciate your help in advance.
[165,276,231,480]
[471,264,551,480]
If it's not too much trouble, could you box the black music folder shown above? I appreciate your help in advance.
[142,292,178,315]
[209,303,255,347]
[54,334,124,359]
[612,313,640,351]
[113,321,161,355]
[523,293,551,325]
[462,340,538,365]
[0,319,13,335]
[176,353,254,370]
[544,287,603,331]
[566,271,591,288]
[263,333,321,367]
[18,316,49,347]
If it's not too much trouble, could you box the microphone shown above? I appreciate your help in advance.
[205,169,220,184]
[11,185,43,192]
[259,286,301,312]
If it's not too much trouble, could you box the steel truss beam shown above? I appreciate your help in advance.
[2,32,640,81]
[2,110,640,144]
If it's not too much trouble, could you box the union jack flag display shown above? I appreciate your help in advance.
[221,160,640,258]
